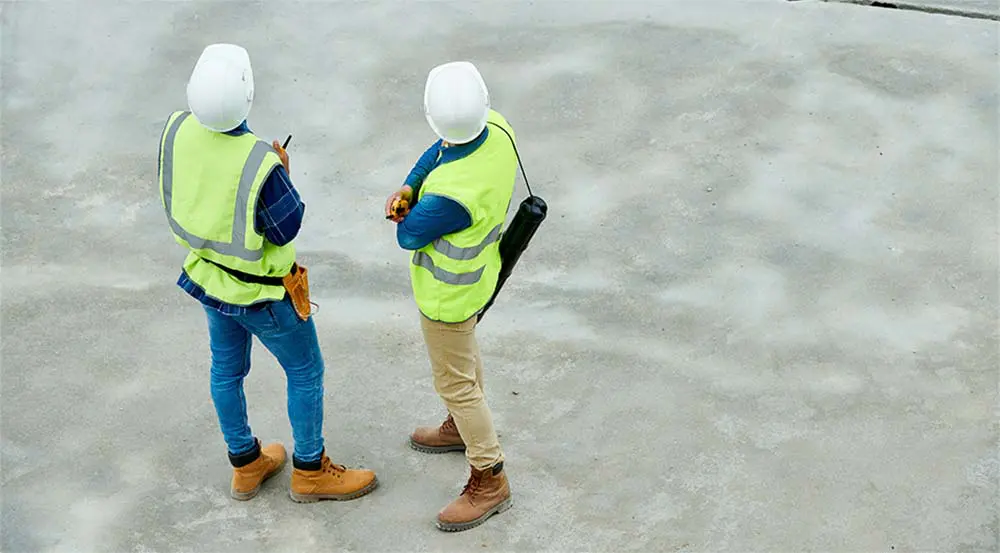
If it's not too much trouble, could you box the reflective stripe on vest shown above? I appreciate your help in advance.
[161,111,272,262]
[412,251,485,285]
[430,223,502,261]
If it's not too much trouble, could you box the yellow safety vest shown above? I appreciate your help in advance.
[409,109,517,323]
[157,110,295,306]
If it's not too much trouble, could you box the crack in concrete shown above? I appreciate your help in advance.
[815,0,1000,21]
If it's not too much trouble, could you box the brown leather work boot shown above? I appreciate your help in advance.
[289,450,378,503]
[410,413,466,454]
[436,461,513,532]
[230,439,287,500]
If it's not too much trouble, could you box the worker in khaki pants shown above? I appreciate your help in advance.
[385,60,516,532]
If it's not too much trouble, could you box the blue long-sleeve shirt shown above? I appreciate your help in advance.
[170,120,306,315]
[395,127,489,250]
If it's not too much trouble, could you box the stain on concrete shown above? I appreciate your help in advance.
[826,46,984,98]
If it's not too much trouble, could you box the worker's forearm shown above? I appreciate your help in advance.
[396,194,471,250]
[404,141,442,189]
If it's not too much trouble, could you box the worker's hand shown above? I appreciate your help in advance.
[272,139,290,174]
[385,185,413,223]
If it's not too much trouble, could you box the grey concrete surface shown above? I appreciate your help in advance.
[2,1,998,552]
[823,0,1000,20]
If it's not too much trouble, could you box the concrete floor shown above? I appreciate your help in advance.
[2,1,997,551]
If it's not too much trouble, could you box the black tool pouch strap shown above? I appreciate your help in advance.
[202,257,288,287]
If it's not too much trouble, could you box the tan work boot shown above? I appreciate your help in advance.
[230,439,287,500]
[436,461,513,532]
[289,450,378,503]
[410,413,466,454]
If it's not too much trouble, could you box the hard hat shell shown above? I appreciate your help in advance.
[186,44,254,133]
[423,61,490,145]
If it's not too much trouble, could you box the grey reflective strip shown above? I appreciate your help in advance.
[161,112,277,262]
[431,223,502,261]
[231,141,274,256]
[160,111,190,213]
[412,251,484,285]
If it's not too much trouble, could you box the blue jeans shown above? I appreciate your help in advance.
[203,295,324,463]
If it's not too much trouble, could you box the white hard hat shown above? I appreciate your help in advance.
[423,61,489,144]
[185,44,254,133]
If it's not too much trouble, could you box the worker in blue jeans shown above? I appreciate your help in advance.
[159,43,377,502]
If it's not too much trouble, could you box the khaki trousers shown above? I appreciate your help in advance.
[420,313,504,470]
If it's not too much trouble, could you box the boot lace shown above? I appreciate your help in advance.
[322,457,347,476]
[460,470,485,497]
[442,415,458,434]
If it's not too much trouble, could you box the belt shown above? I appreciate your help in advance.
[201,257,294,287]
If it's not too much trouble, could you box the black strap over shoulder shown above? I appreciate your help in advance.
[487,121,533,198]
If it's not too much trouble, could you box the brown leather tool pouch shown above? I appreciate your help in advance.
[282,263,312,321]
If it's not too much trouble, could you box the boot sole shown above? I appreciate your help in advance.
[409,438,466,454]
[231,457,287,501]
[288,476,379,503]
[436,496,513,532]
